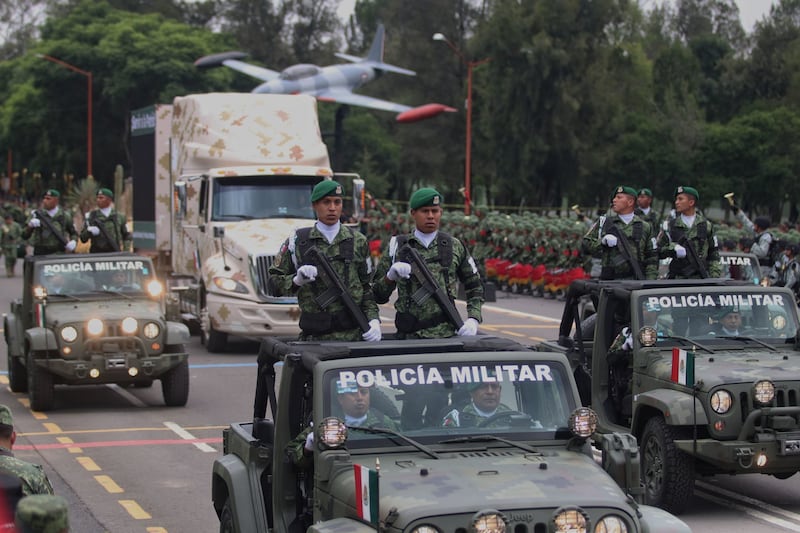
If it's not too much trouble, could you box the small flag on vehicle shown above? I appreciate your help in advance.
[671,347,695,386]
[354,463,379,524]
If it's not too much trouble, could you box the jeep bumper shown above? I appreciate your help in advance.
[31,351,187,384]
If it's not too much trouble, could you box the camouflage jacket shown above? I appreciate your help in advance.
[269,224,378,341]
[657,213,722,278]
[372,232,484,339]
[583,213,658,280]
[22,208,77,255]
[635,207,660,233]
[80,208,132,253]
[0,446,54,496]
[0,221,22,252]
[441,402,513,427]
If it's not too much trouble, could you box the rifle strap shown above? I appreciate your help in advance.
[296,225,355,284]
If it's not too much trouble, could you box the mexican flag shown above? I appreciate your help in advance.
[34,303,45,327]
[671,348,695,386]
[354,464,379,524]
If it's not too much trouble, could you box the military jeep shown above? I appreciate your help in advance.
[547,278,800,514]
[211,335,689,533]
[4,252,191,410]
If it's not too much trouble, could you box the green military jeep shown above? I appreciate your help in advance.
[212,335,689,533]
[4,252,191,410]
[548,278,800,513]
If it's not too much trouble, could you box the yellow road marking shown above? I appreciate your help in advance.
[56,436,82,453]
[77,457,101,472]
[119,500,151,519]
[0,376,7,385]
[147,528,168,533]
[95,475,124,493]
[43,423,61,433]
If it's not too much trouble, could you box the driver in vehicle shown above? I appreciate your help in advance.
[710,307,745,336]
[441,382,513,427]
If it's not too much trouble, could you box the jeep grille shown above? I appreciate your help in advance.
[739,388,800,422]
[253,255,277,297]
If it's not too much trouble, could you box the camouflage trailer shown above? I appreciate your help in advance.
[547,278,800,514]
[211,336,689,533]
[3,252,190,410]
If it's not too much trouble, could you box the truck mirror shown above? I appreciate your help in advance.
[352,178,365,220]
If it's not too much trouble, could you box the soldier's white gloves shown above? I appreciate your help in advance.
[457,318,479,337]
[362,319,382,342]
[304,431,314,451]
[28,219,40,228]
[87,226,100,236]
[621,327,633,351]
[387,262,411,281]
[601,234,618,247]
[673,244,687,259]
[292,265,318,286]
[65,240,77,252]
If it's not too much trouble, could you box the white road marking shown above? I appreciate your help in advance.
[164,421,216,452]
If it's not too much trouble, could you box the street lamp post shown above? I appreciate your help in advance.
[433,33,489,216]
[38,54,93,178]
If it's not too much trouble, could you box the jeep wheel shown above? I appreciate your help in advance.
[27,351,54,411]
[8,354,27,393]
[219,498,235,533]
[641,417,694,514]
[161,358,189,407]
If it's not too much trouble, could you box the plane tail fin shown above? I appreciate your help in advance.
[333,23,416,76]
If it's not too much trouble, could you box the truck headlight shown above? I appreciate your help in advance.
[143,322,160,339]
[318,417,347,448]
[86,318,104,336]
[569,407,598,438]
[472,511,506,533]
[213,277,249,294]
[553,507,587,533]
[753,380,775,405]
[60,326,78,343]
[595,515,628,533]
[121,317,138,334]
[710,390,732,414]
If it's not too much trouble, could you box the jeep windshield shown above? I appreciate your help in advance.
[322,359,577,450]
[211,176,317,221]
[635,287,798,345]
[34,258,155,296]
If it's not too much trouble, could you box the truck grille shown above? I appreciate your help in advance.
[253,254,277,297]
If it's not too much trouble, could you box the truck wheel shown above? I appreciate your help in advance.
[27,351,54,411]
[202,326,228,354]
[219,498,235,533]
[8,354,27,393]
[161,357,189,407]
[640,417,694,514]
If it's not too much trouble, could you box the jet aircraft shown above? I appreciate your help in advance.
[194,24,456,123]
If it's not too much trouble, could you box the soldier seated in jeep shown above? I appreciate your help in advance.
[441,382,515,427]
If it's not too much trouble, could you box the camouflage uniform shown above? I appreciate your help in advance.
[657,212,722,278]
[269,224,378,341]
[583,212,658,280]
[441,402,513,427]
[0,405,54,497]
[22,208,77,256]
[15,494,69,533]
[0,218,23,276]
[80,208,131,252]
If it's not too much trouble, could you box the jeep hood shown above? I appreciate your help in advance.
[44,299,163,325]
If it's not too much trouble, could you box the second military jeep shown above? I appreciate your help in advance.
[3,252,191,410]
[547,278,800,513]
[212,335,689,533]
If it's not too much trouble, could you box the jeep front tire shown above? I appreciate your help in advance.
[27,350,54,411]
[641,416,694,514]
[8,353,27,393]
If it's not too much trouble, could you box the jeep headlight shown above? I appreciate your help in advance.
[595,515,628,533]
[569,407,598,438]
[553,507,588,533]
[60,326,78,343]
[753,380,775,405]
[639,326,657,347]
[472,511,506,533]
[86,318,104,336]
[143,322,160,339]
[213,276,248,294]
[710,390,733,414]
[121,317,138,334]
[772,314,787,331]
[318,417,347,448]
[147,279,164,298]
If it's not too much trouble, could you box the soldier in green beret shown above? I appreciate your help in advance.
[15,494,69,533]
[583,186,658,280]
[635,188,659,230]
[268,180,381,342]
[79,188,132,253]
[0,213,23,276]
[0,405,54,496]
[22,190,77,255]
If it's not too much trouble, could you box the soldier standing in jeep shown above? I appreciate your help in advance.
[22,190,77,256]
[79,188,131,253]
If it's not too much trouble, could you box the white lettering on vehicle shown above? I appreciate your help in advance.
[41,260,145,275]
[336,364,554,389]
[646,293,785,309]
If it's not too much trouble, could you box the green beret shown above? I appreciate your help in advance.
[15,495,69,533]
[675,186,699,201]
[0,405,12,427]
[310,180,343,202]
[43,189,60,198]
[409,188,443,210]
[97,187,114,199]
[612,185,638,198]
[639,188,653,197]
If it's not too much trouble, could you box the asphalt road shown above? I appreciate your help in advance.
[1,277,800,532]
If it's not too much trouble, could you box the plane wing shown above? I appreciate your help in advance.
[194,51,280,82]
[314,89,411,113]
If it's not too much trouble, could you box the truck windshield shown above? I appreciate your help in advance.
[322,359,577,449]
[211,176,317,221]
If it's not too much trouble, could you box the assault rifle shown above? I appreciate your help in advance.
[304,247,370,333]
[678,236,709,279]
[33,211,68,248]
[89,212,121,251]
[398,245,464,329]
[605,224,645,280]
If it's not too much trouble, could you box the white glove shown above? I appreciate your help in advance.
[362,319,382,342]
[621,327,633,351]
[292,265,318,286]
[304,431,314,451]
[673,244,686,259]
[387,262,411,281]
[457,317,479,337]
[601,234,618,247]
[65,240,77,252]
[28,218,40,228]
[87,226,100,236]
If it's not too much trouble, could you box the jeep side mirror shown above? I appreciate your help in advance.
[214,226,225,238]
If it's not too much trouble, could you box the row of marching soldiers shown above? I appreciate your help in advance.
[0,187,132,277]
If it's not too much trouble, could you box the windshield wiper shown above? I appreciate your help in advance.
[349,426,440,459]
[438,435,543,454]
[95,289,133,299]
[715,335,778,351]
[658,335,715,353]
[45,293,81,301]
